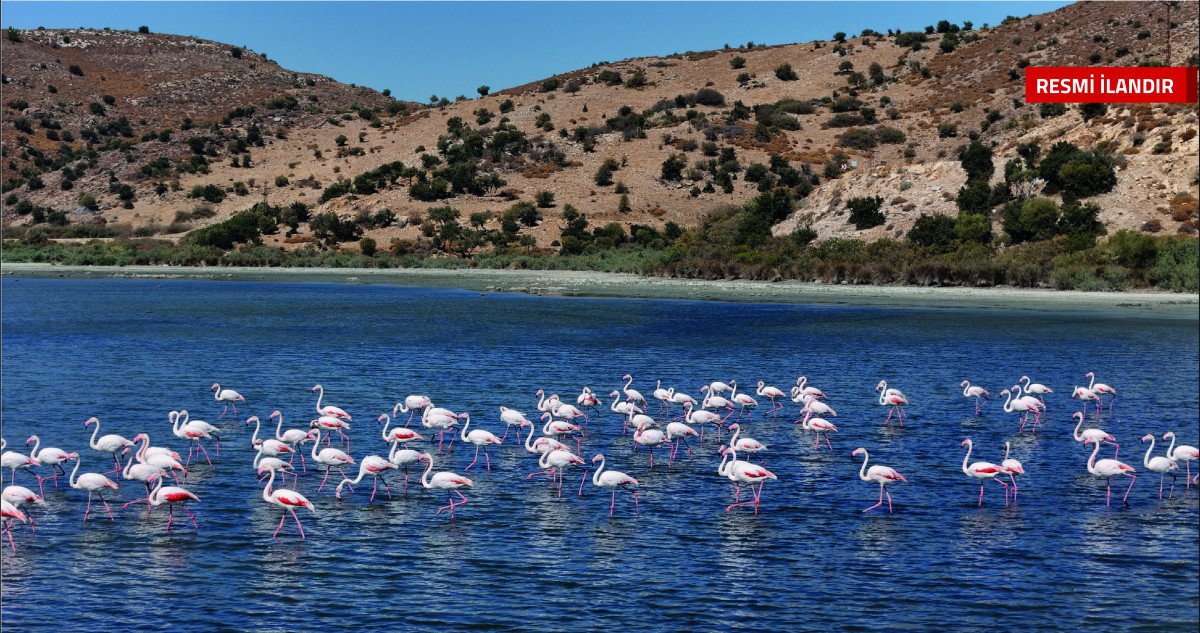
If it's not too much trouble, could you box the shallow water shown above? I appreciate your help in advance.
[1,277,1197,632]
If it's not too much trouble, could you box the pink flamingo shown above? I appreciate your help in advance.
[541,412,582,454]
[1141,435,1179,499]
[1001,389,1038,433]
[311,415,352,449]
[311,430,355,493]
[961,439,1007,506]
[1072,412,1118,457]
[550,398,587,435]
[590,454,639,516]
[260,465,316,539]
[169,411,215,466]
[797,399,837,425]
[576,387,602,422]
[498,406,532,443]
[537,449,587,498]
[176,411,221,457]
[670,389,698,419]
[388,441,422,493]
[665,420,699,462]
[756,381,787,415]
[417,452,473,518]
[1001,441,1025,501]
[620,374,649,411]
[632,420,668,470]
[726,423,766,463]
[2,444,40,488]
[876,381,908,425]
[1072,386,1103,416]
[801,417,838,450]
[852,447,906,513]
[247,416,293,462]
[26,435,77,494]
[727,381,759,422]
[1014,385,1046,431]
[2,485,46,532]
[1084,372,1117,410]
[312,384,352,420]
[211,382,245,420]
[700,385,736,422]
[253,446,298,489]
[1162,432,1199,488]
[608,390,642,434]
[1019,376,1052,406]
[395,395,432,427]
[120,437,166,513]
[379,413,425,447]
[719,446,777,514]
[2,499,28,551]
[960,380,990,415]
[84,417,134,474]
[272,410,312,471]
[68,458,119,521]
[420,407,460,453]
[653,380,673,415]
[1085,436,1136,505]
[147,474,199,531]
[335,455,396,501]
[458,413,504,471]
[794,376,827,399]
[683,403,722,443]
[138,433,187,486]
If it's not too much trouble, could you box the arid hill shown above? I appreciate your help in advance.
[2,1,1197,252]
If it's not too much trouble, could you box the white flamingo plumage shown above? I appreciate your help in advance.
[590,454,639,516]
[335,455,396,501]
[458,413,504,471]
[1084,436,1136,506]
[147,474,200,531]
[719,446,777,514]
[395,395,432,427]
[1001,441,1025,500]
[1163,432,1199,488]
[620,374,648,410]
[378,413,425,446]
[801,417,838,450]
[632,420,668,471]
[960,380,990,415]
[211,382,245,420]
[2,444,40,488]
[311,430,355,493]
[2,499,28,551]
[1084,372,1117,410]
[417,452,473,518]
[68,458,119,521]
[727,381,758,422]
[260,466,316,539]
[665,420,699,462]
[1001,389,1039,433]
[1141,434,1179,499]
[84,417,135,475]
[726,423,766,463]
[961,439,1007,506]
[852,447,906,513]
[756,381,787,415]
[1,485,46,532]
[25,435,77,494]
[272,410,312,472]
[498,406,532,442]
[312,384,352,420]
[1018,376,1052,405]
[1072,412,1118,457]
[1072,386,1103,416]
[876,380,908,425]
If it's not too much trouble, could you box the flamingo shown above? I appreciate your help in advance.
[620,375,648,409]
[272,410,312,471]
[537,449,586,498]
[176,411,221,457]
[523,419,572,457]
[388,440,423,493]
[683,403,722,443]
[700,385,735,419]
[609,390,642,433]
[706,380,734,395]
[168,411,215,466]
[541,412,582,453]
[498,406,532,443]
[1,499,27,551]
[417,452,473,518]
[1084,437,1136,506]
[120,437,166,513]
[211,382,245,420]
[311,415,353,449]
[726,423,766,463]
[1072,412,1118,457]
[801,417,838,450]
[1013,385,1046,431]
[26,435,77,494]
[311,430,355,493]
[961,439,1008,506]
[379,413,425,447]
[1084,372,1117,410]
[395,395,432,427]
[84,417,134,474]
[260,465,316,539]
[653,380,673,415]
[576,388,602,422]
[2,443,40,488]
[851,447,906,513]
[794,376,826,399]
[670,389,698,417]
[798,399,837,424]
[1001,441,1025,500]
[665,419,699,462]
[247,416,293,462]
[458,413,504,471]
[550,398,587,433]
[876,381,908,425]
[137,434,187,486]
[727,381,758,422]
[1001,389,1038,433]
[960,380,990,415]
[1162,432,1199,488]
[420,406,459,453]
[719,446,777,514]
[253,445,299,489]
[147,474,199,531]
[2,485,46,532]
[756,381,787,415]
[312,384,352,420]
[1019,376,1052,405]
[590,454,639,516]
[335,455,396,501]
[535,389,558,414]
[68,458,119,521]
[632,419,668,470]
[1072,386,1103,416]
[1141,435,1179,499]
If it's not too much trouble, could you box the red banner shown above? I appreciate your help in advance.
[1025,66,1198,103]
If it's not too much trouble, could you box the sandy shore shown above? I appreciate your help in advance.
[3,263,1197,315]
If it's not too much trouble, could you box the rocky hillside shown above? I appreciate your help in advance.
[2,2,1197,251]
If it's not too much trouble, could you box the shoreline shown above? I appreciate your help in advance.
[3,263,1197,315]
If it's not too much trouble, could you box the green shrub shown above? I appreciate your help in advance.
[847,196,885,230]
[730,56,746,69]
[775,63,798,81]
[908,213,957,252]
[275,175,289,187]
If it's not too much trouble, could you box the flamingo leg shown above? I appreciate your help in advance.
[485,450,492,472]
[273,512,287,538]
[824,434,833,450]
[317,468,331,492]
[863,485,886,513]
[1121,472,1136,504]
[885,488,894,513]
[610,489,617,516]
[632,490,640,515]
[499,427,509,443]
[466,445,480,471]
[196,441,213,466]
[98,493,115,520]
[166,506,175,531]
[3,521,13,551]
[218,404,229,420]
[578,469,587,496]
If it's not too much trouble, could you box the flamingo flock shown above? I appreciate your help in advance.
[0,368,1193,551]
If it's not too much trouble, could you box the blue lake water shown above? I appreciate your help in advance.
[1,276,1197,632]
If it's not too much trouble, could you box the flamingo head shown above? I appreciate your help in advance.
[519,420,532,428]
[312,385,320,392]
[608,390,619,397]
[1085,371,1094,379]
[270,410,282,419]
[622,374,632,380]
[1020,375,1029,382]
[875,380,885,391]
[1073,411,1083,420]
[132,433,148,442]
[1163,432,1175,440]
[25,435,37,445]
[1141,434,1153,443]
[245,416,259,426]
[210,383,219,391]
[960,380,968,387]
[535,389,544,396]
[1001,389,1010,396]
[84,416,99,428]
[961,439,971,448]
[852,448,865,457]
[728,422,740,431]
[377,414,388,424]
[591,454,603,464]
[540,412,551,421]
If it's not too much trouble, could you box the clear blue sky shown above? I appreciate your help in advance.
[2,1,1073,103]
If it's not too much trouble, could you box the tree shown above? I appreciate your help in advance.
[958,140,994,184]
[730,56,746,69]
[1001,197,1060,243]
[359,237,377,256]
[847,196,885,230]
[535,190,555,208]
[908,213,957,252]
[775,63,799,81]
[230,46,243,59]
[477,85,490,97]
[1079,102,1107,122]
[661,154,686,181]
[594,163,614,186]
[833,31,847,43]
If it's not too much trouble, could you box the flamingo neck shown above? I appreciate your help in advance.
[857,450,871,481]
[380,414,392,441]
[137,434,149,463]
[124,447,137,478]
[728,425,740,446]
[253,446,264,469]
[1004,442,1012,461]
[1086,439,1101,472]
[1164,433,1177,459]
[148,476,164,506]
[420,454,434,488]
[592,456,605,485]
[459,415,471,442]
[88,419,102,450]
[69,458,82,487]
[524,423,537,452]
[962,382,970,397]
[1086,373,1095,390]
[878,386,889,406]
[718,451,730,476]
[250,417,261,444]
[1072,415,1085,441]
[314,386,325,412]
[962,441,973,474]
[623,376,633,391]
[798,376,807,390]
[1021,376,1031,390]
[1003,391,1014,413]
[1143,436,1155,468]
[262,468,276,499]
[275,414,286,441]
[27,436,41,460]
[311,431,323,459]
